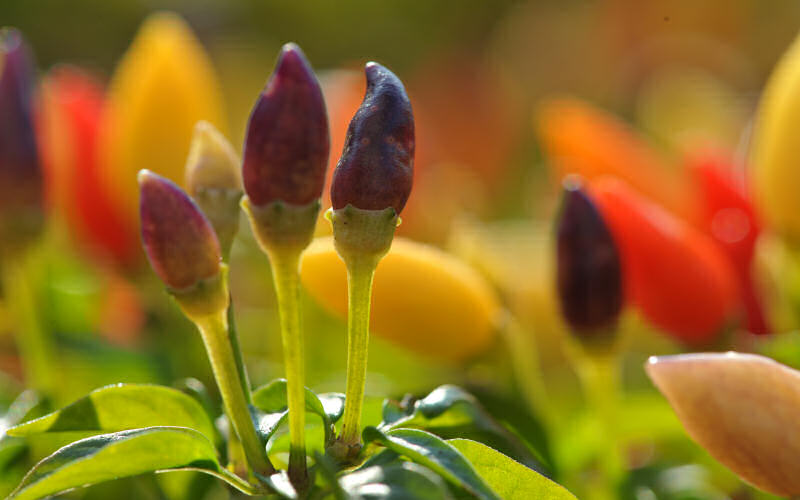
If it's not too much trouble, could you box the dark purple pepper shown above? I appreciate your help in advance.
[0,29,42,220]
[556,180,623,338]
[139,170,222,291]
[331,62,414,213]
[242,43,329,206]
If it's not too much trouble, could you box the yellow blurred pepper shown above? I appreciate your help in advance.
[752,32,800,245]
[99,12,226,232]
[300,236,501,363]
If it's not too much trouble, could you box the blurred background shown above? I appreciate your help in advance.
[3,0,800,498]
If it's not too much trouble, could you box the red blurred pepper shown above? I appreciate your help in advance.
[688,151,769,335]
[38,67,140,267]
[591,177,739,345]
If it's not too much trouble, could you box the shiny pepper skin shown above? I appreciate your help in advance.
[591,178,738,345]
[139,170,221,291]
[331,62,414,213]
[556,180,623,340]
[242,43,329,207]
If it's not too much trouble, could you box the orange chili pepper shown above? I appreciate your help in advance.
[591,177,738,344]
[537,97,697,223]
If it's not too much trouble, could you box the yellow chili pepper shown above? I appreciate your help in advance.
[100,12,226,231]
[752,32,800,244]
[300,236,501,362]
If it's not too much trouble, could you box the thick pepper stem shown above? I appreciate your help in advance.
[243,197,320,489]
[338,257,376,448]
[267,248,308,487]
[570,344,624,500]
[195,311,274,478]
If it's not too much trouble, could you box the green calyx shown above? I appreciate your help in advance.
[242,197,320,254]
[170,264,230,320]
[327,205,399,264]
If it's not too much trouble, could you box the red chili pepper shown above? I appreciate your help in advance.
[687,151,769,335]
[591,177,739,345]
[38,67,140,267]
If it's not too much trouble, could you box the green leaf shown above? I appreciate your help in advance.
[358,449,402,470]
[318,392,346,424]
[252,379,344,445]
[381,385,546,474]
[466,385,555,476]
[363,427,498,500]
[448,439,577,500]
[7,384,216,443]
[172,377,218,421]
[0,390,48,472]
[340,462,452,500]
[8,427,257,500]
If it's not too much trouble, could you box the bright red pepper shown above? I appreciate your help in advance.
[687,151,769,335]
[38,67,140,267]
[591,177,739,345]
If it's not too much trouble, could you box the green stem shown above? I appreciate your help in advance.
[227,301,251,402]
[195,311,274,478]
[224,301,251,479]
[267,249,308,486]
[338,257,377,449]
[502,315,556,431]
[1,251,55,397]
[574,349,623,500]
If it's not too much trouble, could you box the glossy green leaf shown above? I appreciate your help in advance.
[318,393,346,424]
[7,384,216,442]
[252,379,344,445]
[173,377,217,421]
[340,462,452,500]
[358,449,403,470]
[466,385,555,475]
[448,439,576,500]
[8,427,257,500]
[363,427,498,500]
[0,390,48,472]
[381,385,545,473]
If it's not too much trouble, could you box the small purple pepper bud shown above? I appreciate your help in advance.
[242,43,329,207]
[556,178,623,340]
[331,62,414,214]
[0,28,43,248]
[139,170,222,291]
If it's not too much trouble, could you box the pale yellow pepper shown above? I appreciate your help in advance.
[752,32,800,244]
[300,236,501,362]
[100,12,226,230]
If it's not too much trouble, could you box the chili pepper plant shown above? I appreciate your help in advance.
[0,42,575,500]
